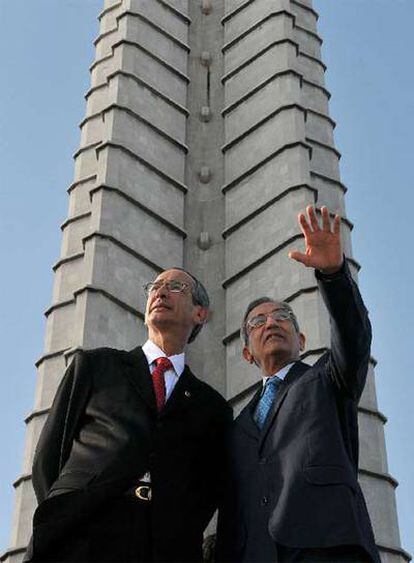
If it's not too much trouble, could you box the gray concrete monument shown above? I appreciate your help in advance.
[1,1,410,562]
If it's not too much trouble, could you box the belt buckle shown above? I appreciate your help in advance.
[134,485,152,501]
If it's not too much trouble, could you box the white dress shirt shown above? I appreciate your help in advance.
[139,340,185,484]
[142,339,185,400]
[262,362,295,388]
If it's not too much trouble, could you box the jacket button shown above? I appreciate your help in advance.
[261,496,268,506]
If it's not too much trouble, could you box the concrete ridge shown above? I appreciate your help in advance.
[90,183,186,237]
[221,0,255,25]
[358,405,388,424]
[96,141,188,193]
[306,136,341,159]
[93,102,189,153]
[223,233,304,289]
[307,107,336,129]
[84,70,189,116]
[73,141,102,160]
[67,174,98,194]
[290,0,319,21]
[105,103,188,152]
[222,69,303,116]
[222,141,313,194]
[52,252,84,273]
[222,184,317,239]
[35,348,71,369]
[114,39,190,82]
[83,231,166,274]
[222,10,294,54]
[377,543,412,562]
[73,284,145,318]
[119,9,190,52]
[90,39,190,84]
[358,467,399,488]
[299,48,327,72]
[93,25,119,48]
[223,252,359,293]
[44,297,76,318]
[294,22,322,45]
[24,408,50,425]
[310,170,347,193]
[89,51,113,73]
[60,211,91,231]
[222,103,307,154]
[222,38,299,84]
[98,1,123,22]
[155,0,191,25]
[302,75,331,99]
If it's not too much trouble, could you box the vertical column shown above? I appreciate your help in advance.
[184,0,226,392]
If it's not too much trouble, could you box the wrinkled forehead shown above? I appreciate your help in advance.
[154,268,194,286]
[247,300,286,321]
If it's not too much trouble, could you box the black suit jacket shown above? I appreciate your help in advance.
[217,263,380,563]
[26,346,232,562]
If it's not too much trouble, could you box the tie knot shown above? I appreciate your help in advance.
[266,375,282,389]
[154,357,173,374]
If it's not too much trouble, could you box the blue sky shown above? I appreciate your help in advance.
[0,0,412,557]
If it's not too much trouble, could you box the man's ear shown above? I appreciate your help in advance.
[242,346,254,364]
[299,332,306,352]
[193,306,209,326]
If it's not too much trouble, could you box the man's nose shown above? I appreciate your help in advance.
[265,314,279,327]
[154,283,168,297]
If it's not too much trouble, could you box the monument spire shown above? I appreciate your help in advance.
[2,1,409,561]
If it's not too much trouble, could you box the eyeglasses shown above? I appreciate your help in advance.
[143,280,190,296]
[246,309,293,334]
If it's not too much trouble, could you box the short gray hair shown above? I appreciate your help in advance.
[241,297,300,347]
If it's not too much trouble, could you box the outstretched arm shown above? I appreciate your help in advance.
[288,205,371,399]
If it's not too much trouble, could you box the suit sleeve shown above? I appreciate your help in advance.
[316,259,372,400]
[32,350,91,503]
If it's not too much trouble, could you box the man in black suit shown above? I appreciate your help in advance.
[216,206,380,562]
[25,268,232,563]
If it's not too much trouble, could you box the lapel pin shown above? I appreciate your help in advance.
[184,390,191,398]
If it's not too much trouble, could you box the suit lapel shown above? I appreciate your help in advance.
[259,361,309,447]
[161,366,197,417]
[122,346,157,412]
[235,387,262,441]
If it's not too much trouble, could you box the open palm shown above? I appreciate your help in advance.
[289,205,343,274]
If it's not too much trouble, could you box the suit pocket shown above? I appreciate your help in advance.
[48,470,96,495]
[304,465,357,494]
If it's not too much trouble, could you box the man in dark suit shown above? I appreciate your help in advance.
[216,206,380,562]
[25,268,232,563]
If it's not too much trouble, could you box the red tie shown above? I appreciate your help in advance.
[152,357,173,412]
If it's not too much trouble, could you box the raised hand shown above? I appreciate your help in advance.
[288,205,343,274]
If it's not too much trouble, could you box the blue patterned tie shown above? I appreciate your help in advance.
[254,376,283,429]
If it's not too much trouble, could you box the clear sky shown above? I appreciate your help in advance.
[0,0,412,557]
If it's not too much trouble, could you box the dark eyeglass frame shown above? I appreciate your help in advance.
[245,309,293,334]
[143,280,190,297]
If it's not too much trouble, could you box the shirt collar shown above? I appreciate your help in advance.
[142,339,185,377]
[262,362,295,387]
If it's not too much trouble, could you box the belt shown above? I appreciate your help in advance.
[125,483,152,502]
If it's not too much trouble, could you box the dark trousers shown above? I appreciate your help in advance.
[277,544,372,562]
[41,496,152,562]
